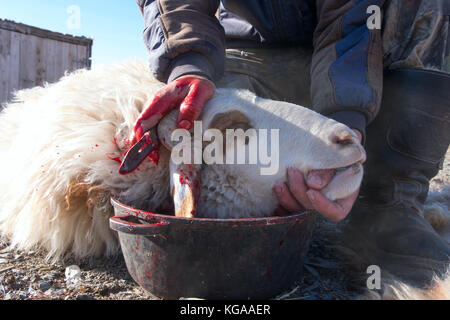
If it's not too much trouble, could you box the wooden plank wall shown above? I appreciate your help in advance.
[0,28,91,106]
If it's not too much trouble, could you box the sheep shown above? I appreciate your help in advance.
[0,59,365,258]
[0,60,448,299]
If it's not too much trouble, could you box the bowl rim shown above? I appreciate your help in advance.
[110,197,316,227]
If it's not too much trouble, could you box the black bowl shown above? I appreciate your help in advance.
[110,198,316,299]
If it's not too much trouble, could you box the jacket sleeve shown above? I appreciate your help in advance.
[311,0,385,141]
[136,0,225,83]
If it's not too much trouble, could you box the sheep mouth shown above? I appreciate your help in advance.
[329,152,366,176]
[333,162,362,178]
[325,160,364,189]
[307,158,364,182]
[316,161,365,201]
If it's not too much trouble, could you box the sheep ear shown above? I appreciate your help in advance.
[158,110,252,150]
[208,110,252,133]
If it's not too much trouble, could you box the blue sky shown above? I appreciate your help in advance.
[0,0,149,66]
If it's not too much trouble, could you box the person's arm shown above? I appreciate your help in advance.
[136,0,225,83]
[131,1,224,144]
[311,0,385,143]
[275,1,382,221]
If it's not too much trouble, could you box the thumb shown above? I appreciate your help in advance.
[306,169,335,190]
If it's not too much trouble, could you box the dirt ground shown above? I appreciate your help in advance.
[0,151,448,300]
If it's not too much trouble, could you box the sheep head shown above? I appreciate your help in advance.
[157,89,366,218]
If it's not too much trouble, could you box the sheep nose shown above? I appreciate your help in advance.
[330,127,367,164]
[332,130,359,146]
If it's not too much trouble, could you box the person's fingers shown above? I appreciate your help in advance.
[273,182,304,213]
[286,168,314,210]
[306,169,335,190]
[132,76,214,144]
[306,188,359,222]
[306,190,345,222]
[177,77,215,130]
[133,80,191,142]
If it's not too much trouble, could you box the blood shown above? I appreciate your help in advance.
[148,149,160,165]
[133,83,187,138]
[106,153,122,164]
[143,132,154,146]
[113,137,120,149]
[133,75,214,142]
[176,78,215,130]
[179,175,191,185]
[193,180,200,189]
[177,168,199,189]
[110,157,121,164]
[118,134,160,175]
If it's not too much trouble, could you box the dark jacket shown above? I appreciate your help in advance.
[136,0,385,136]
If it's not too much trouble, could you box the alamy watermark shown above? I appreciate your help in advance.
[67,5,81,30]
[64,4,380,34]
[367,265,382,290]
[367,5,382,30]
[170,121,280,176]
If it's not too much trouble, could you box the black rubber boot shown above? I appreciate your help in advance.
[343,69,450,288]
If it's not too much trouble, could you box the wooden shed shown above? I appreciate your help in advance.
[0,19,93,105]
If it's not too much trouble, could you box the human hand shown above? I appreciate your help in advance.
[273,130,363,222]
[131,75,215,144]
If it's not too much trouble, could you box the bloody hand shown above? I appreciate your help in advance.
[132,75,215,145]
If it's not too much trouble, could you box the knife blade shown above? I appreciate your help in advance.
[119,130,159,175]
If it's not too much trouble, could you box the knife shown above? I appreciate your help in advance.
[119,130,159,175]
